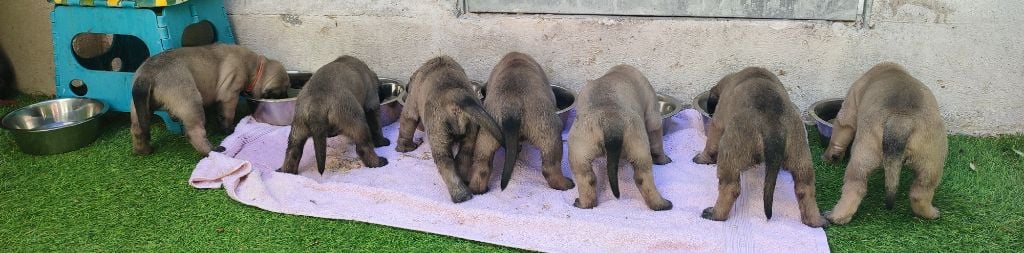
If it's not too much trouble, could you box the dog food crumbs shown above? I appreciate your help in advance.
[969,163,977,172]
[309,199,317,204]
[216,227,224,233]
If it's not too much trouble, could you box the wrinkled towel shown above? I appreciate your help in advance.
[190,109,828,252]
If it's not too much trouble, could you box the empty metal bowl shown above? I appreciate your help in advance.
[248,88,301,126]
[809,98,844,142]
[378,78,406,126]
[692,91,714,128]
[1,98,108,155]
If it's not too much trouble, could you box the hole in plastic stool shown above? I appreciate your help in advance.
[71,33,150,72]
[70,79,88,96]
[182,20,217,47]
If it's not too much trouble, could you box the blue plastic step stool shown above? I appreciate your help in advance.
[50,0,236,134]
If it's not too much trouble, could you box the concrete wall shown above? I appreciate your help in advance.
[2,0,1021,135]
[0,1,55,96]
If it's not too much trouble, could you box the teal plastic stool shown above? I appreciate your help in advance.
[50,0,236,134]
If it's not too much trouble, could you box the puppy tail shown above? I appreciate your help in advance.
[499,116,521,190]
[312,130,328,175]
[762,128,786,220]
[882,116,913,209]
[131,76,154,137]
[458,96,505,146]
[604,121,624,199]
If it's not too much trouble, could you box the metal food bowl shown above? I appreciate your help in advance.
[248,88,301,126]
[378,77,406,126]
[287,70,312,89]
[692,91,715,128]
[657,93,683,135]
[1,98,108,155]
[552,84,577,130]
[809,98,844,142]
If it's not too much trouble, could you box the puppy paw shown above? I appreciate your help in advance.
[277,167,298,174]
[548,177,575,191]
[573,198,596,209]
[366,157,389,168]
[914,206,941,220]
[700,207,720,221]
[653,154,672,165]
[395,138,422,153]
[132,146,153,155]
[374,137,391,148]
[648,199,673,211]
[803,214,829,228]
[450,187,474,203]
[692,153,715,165]
[823,210,852,225]
[469,184,490,195]
[212,146,226,153]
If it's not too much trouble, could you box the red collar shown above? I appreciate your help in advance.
[246,56,267,95]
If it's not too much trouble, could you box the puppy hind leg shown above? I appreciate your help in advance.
[825,140,881,225]
[703,151,744,221]
[455,124,479,183]
[364,108,390,147]
[647,127,672,165]
[469,132,500,194]
[785,153,828,227]
[525,121,574,191]
[278,123,310,174]
[908,155,943,220]
[129,101,153,155]
[430,137,472,203]
[341,119,388,168]
[569,133,601,209]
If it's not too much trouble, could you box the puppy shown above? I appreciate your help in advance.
[822,63,947,225]
[0,43,14,105]
[568,64,673,211]
[131,44,289,155]
[396,56,504,203]
[278,56,390,175]
[692,67,826,227]
[468,52,575,193]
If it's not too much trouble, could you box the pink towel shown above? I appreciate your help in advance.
[190,109,829,252]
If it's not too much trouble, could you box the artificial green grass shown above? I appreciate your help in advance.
[1,94,1021,251]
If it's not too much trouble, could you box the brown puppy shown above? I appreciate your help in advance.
[469,52,575,193]
[278,56,390,175]
[693,67,826,227]
[822,63,947,225]
[568,64,673,211]
[131,44,289,155]
[396,56,504,203]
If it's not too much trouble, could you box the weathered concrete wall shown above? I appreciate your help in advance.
[3,0,1021,134]
[0,1,55,95]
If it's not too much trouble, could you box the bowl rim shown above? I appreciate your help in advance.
[379,77,407,105]
[1,97,109,133]
[657,92,683,119]
[808,98,845,128]
[550,84,577,114]
[691,90,712,118]
[246,88,302,103]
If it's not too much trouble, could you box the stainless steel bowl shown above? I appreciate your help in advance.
[378,78,406,126]
[809,98,844,142]
[287,70,312,89]
[692,91,714,128]
[657,93,684,136]
[248,88,301,126]
[551,84,576,131]
[1,98,108,155]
